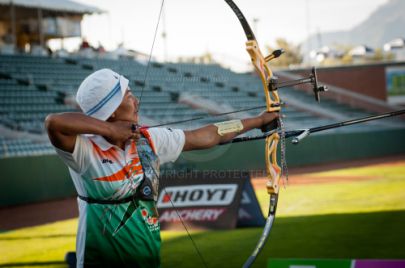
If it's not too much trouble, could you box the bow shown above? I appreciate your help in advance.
[224,1,327,267]
[224,1,283,267]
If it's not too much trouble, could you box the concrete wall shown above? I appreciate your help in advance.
[2,128,405,207]
[290,62,405,102]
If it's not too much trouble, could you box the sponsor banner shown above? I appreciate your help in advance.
[158,171,247,230]
[386,66,405,96]
[354,260,405,268]
[268,259,405,268]
[237,179,265,227]
[157,184,238,208]
[268,259,352,268]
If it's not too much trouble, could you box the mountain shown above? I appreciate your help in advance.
[302,0,405,52]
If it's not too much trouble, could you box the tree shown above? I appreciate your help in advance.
[265,38,303,68]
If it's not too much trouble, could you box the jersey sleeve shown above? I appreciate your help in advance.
[146,127,185,164]
[54,135,92,174]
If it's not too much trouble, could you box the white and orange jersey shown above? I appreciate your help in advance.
[55,127,185,200]
[54,127,184,267]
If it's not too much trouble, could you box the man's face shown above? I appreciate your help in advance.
[111,88,139,122]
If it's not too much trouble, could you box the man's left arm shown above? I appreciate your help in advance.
[183,112,278,151]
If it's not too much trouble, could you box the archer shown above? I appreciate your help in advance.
[45,68,278,267]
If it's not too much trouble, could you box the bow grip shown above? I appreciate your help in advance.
[261,116,279,133]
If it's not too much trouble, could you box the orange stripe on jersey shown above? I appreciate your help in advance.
[91,140,143,182]
[128,140,137,155]
[90,141,120,160]
[94,162,143,182]
[140,128,157,154]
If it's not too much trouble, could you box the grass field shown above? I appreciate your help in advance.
[1,161,404,267]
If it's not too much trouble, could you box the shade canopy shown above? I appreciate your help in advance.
[0,0,104,18]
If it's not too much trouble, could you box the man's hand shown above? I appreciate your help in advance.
[107,121,141,145]
[258,111,279,130]
[45,112,141,153]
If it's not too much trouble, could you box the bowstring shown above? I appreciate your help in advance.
[137,1,208,267]
[145,155,208,268]
[162,187,209,268]
[136,0,165,113]
[150,105,267,128]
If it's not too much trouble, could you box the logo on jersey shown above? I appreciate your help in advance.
[102,158,113,164]
[141,208,159,232]
[142,186,152,196]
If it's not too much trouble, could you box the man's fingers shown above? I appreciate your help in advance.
[130,133,141,140]
[131,123,139,133]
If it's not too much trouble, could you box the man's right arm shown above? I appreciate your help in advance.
[45,112,136,153]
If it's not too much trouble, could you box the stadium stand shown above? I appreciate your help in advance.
[0,54,404,158]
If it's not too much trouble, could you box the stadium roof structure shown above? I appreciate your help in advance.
[0,0,104,16]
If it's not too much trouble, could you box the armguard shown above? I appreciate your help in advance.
[214,120,244,136]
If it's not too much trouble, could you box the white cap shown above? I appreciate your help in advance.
[76,69,129,121]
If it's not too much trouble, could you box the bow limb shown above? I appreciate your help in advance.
[242,133,281,268]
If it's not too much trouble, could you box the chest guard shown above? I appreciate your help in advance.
[137,133,160,201]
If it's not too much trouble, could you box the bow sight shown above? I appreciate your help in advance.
[267,59,328,103]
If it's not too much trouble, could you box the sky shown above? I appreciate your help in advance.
[65,0,389,70]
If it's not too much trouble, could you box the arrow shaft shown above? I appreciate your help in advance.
[307,109,405,135]
[222,109,405,144]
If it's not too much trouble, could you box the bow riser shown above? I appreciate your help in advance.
[266,133,281,194]
[246,40,281,112]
